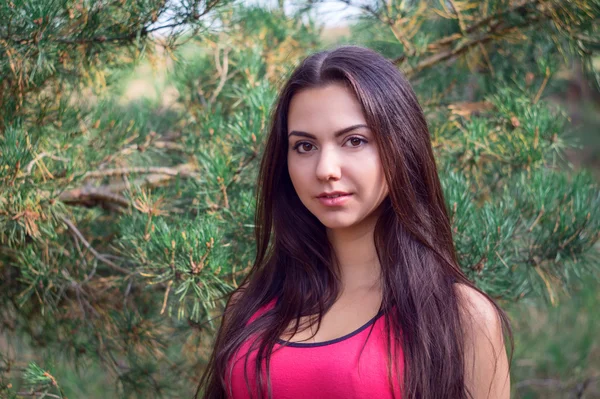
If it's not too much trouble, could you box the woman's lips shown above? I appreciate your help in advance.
[317,194,352,206]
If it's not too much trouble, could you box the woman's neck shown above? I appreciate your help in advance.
[326,212,382,293]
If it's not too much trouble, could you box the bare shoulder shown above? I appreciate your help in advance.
[454,283,501,329]
[454,283,510,399]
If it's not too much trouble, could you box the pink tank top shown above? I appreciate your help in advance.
[226,299,403,398]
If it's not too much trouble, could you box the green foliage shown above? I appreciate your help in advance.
[1,0,599,397]
[507,277,600,398]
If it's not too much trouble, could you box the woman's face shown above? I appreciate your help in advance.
[286,82,389,230]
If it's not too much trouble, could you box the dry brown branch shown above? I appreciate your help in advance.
[533,66,551,104]
[24,152,70,175]
[58,186,131,208]
[83,165,195,179]
[402,14,543,76]
[16,392,61,398]
[154,141,185,151]
[573,33,600,47]
[160,280,173,315]
[403,33,495,74]
[225,151,258,190]
[60,216,131,275]
[97,134,184,169]
[465,0,539,35]
[386,0,562,76]
[336,0,420,55]
[447,0,467,34]
[334,0,539,68]
[209,45,230,105]
[447,101,494,119]
[58,163,198,209]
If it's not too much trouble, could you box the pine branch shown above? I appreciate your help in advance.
[97,136,185,169]
[464,0,539,35]
[57,163,198,209]
[16,392,61,398]
[208,46,230,105]
[329,0,543,68]
[573,33,600,47]
[83,165,195,179]
[24,153,70,175]
[0,26,146,46]
[388,0,592,76]
[60,216,131,275]
[401,14,544,76]
[58,186,131,209]
[336,0,421,56]
[0,0,222,46]
[53,21,190,45]
[225,151,259,190]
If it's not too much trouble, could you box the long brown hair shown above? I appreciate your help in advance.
[196,45,513,399]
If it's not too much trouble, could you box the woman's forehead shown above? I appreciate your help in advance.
[287,84,367,135]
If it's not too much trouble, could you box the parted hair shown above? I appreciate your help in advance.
[196,45,513,399]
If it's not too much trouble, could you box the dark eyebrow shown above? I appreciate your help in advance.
[288,124,369,139]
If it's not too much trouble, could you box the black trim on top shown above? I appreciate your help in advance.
[276,309,385,348]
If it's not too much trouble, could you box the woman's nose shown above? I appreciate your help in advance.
[315,147,342,181]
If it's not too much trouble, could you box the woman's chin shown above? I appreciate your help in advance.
[317,216,357,230]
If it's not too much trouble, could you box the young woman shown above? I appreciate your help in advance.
[196,45,513,399]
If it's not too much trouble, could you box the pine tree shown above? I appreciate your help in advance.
[1,0,599,397]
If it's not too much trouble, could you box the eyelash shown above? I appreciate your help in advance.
[292,136,368,154]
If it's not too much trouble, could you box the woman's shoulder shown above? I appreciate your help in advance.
[453,283,501,328]
[453,284,510,397]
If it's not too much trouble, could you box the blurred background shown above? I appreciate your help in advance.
[1,0,599,398]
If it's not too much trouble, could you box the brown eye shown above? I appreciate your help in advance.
[346,137,367,147]
[292,141,315,154]
[302,143,313,152]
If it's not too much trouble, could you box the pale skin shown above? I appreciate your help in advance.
[273,81,510,397]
